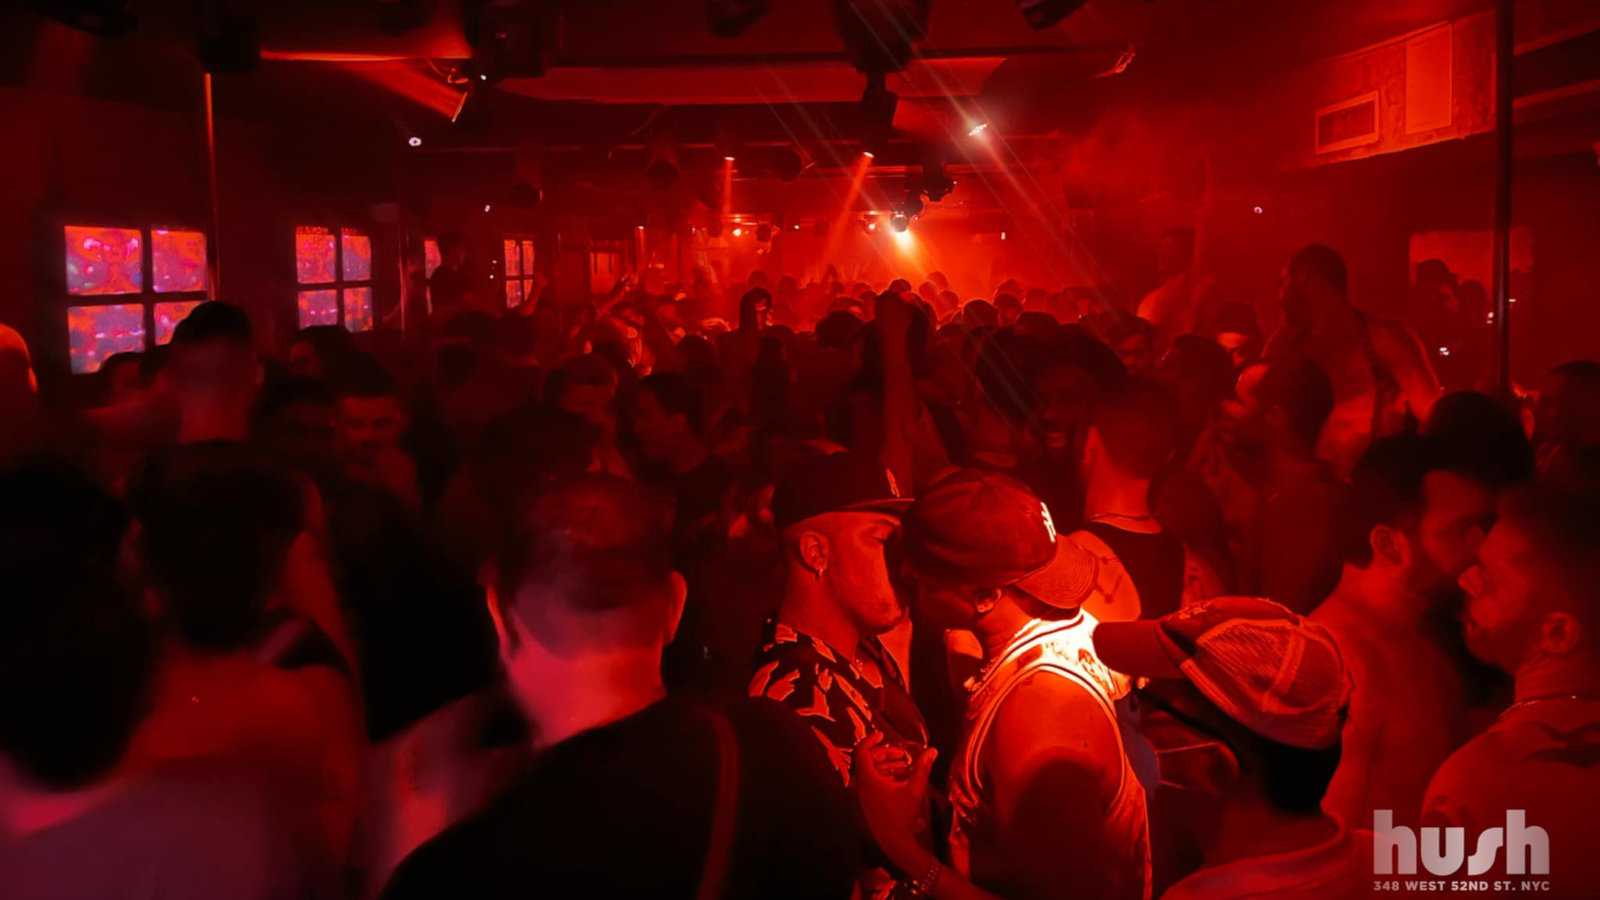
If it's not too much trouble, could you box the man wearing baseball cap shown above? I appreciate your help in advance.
[1094,597,1362,899]
[854,469,1150,900]
[749,451,927,788]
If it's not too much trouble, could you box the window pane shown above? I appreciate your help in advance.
[65,226,143,295]
[505,279,524,308]
[298,289,339,327]
[341,229,372,281]
[154,300,204,345]
[68,304,145,374]
[521,240,535,275]
[424,239,442,279]
[344,287,374,333]
[296,227,337,284]
[504,239,520,277]
[152,228,207,293]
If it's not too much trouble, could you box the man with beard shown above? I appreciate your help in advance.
[1264,244,1439,475]
[1422,485,1600,898]
[1312,435,1495,829]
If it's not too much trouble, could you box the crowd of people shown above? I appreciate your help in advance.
[3,237,1599,900]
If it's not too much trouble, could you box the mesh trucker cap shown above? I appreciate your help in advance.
[1093,596,1353,750]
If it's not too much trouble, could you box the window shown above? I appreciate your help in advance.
[590,240,625,295]
[503,237,536,308]
[63,224,208,373]
[296,226,375,332]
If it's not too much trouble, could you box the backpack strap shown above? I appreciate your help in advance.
[695,708,742,900]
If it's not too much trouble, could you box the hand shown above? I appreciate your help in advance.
[854,732,937,868]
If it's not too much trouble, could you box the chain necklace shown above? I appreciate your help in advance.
[1087,511,1156,523]
[1499,693,1600,719]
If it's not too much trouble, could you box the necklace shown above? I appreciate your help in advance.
[1499,693,1600,718]
[1088,512,1156,523]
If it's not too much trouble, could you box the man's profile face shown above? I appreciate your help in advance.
[337,394,407,466]
[1418,470,1495,582]
[813,511,905,636]
[1280,265,1314,328]
[1458,519,1542,672]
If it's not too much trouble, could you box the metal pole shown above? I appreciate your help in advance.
[1492,0,1514,392]
[204,71,223,300]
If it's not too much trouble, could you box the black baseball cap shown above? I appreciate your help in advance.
[771,452,911,532]
[902,468,1097,609]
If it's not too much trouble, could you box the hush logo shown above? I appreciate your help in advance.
[1373,810,1549,876]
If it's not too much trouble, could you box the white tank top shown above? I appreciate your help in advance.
[947,611,1151,899]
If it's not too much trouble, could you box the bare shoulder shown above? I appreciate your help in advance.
[989,673,1121,778]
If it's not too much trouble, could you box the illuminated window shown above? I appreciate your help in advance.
[590,240,625,295]
[503,237,536,308]
[296,226,376,333]
[62,224,208,373]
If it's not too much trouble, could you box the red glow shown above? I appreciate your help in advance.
[338,62,467,119]
[968,122,989,137]
[732,227,744,238]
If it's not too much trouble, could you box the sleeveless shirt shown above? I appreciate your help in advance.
[947,611,1151,899]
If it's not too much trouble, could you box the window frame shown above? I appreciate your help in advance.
[294,225,376,333]
[60,221,210,374]
[502,235,538,309]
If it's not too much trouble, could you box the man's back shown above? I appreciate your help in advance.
[950,614,1150,900]
[1314,596,1469,829]
[380,696,858,900]
[1423,699,1600,899]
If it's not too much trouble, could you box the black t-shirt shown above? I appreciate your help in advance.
[379,697,860,900]
[1083,521,1186,620]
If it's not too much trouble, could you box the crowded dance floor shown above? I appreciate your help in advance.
[4,1,1600,898]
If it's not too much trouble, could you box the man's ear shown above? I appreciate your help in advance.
[1537,611,1583,657]
[665,571,689,645]
[974,586,1003,617]
[797,530,831,577]
[1370,525,1412,569]
[1082,427,1103,467]
[485,582,521,660]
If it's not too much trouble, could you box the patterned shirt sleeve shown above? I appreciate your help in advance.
[751,649,867,786]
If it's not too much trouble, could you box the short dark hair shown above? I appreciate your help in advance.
[335,354,400,400]
[172,300,252,347]
[1090,377,1181,479]
[816,310,863,350]
[0,458,153,789]
[1257,360,1335,449]
[1290,244,1348,297]
[1424,391,1533,486]
[1338,434,1434,567]
[254,375,336,423]
[498,476,676,644]
[132,445,307,650]
[637,372,706,435]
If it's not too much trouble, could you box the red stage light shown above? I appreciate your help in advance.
[968,122,989,137]
[863,150,875,159]
[732,226,743,237]
[408,136,422,148]
[867,221,878,232]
